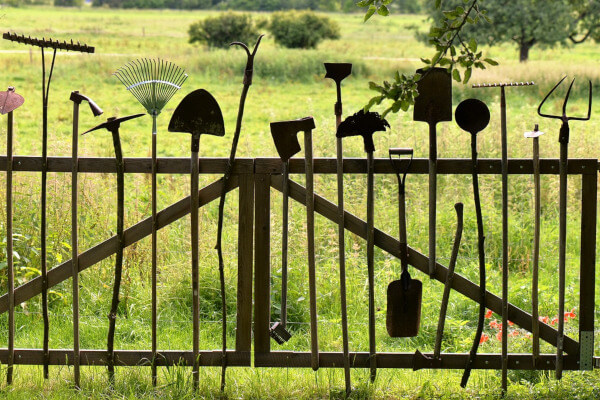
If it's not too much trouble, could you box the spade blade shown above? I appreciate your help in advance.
[324,63,352,84]
[168,89,225,137]
[413,67,452,124]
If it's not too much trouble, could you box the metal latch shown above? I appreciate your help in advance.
[580,331,594,370]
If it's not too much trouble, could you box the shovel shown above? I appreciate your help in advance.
[387,148,421,338]
[168,89,225,387]
[413,67,452,278]
[454,98,490,388]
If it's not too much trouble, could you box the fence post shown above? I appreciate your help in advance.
[236,172,254,355]
[254,173,271,355]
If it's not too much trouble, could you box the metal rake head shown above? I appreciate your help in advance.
[113,58,187,116]
[537,76,592,122]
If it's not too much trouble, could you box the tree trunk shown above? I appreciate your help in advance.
[519,41,533,62]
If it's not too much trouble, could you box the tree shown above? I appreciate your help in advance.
[55,0,83,5]
[268,10,340,49]
[424,0,600,62]
[188,12,259,48]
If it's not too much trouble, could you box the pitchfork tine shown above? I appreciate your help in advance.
[562,78,575,117]
[538,76,567,120]
[570,80,593,121]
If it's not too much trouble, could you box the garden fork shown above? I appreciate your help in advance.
[537,76,592,380]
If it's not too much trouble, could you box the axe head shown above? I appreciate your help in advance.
[324,63,352,84]
[168,89,225,138]
[0,87,24,115]
[270,116,315,162]
[82,113,144,135]
[70,91,103,117]
[337,109,389,153]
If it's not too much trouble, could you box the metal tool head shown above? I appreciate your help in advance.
[70,91,103,117]
[3,32,94,53]
[386,270,422,338]
[472,81,535,89]
[413,67,452,124]
[455,98,490,135]
[0,87,24,115]
[82,113,144,135]
[538,76,592,122]
[324,63,352,84]
[337,110,389,153]
[168,89,226,138]
[269,322,292,345]
[270,117,316,162]
[524,124,545,139]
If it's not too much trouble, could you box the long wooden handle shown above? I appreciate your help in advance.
[281,161,289,327]
[428,122,437,277]
[151,115,158,387]
[556,141,568,379]
[71,101,80,388]
[532,138,540,364]
[367,151,376,382]
[500,86,509,393]
[190,141,200,390]
[7,111,14,385]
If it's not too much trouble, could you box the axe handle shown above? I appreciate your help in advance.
[367,151,377,382]
[281,161,289,328]
[304,129,319,371]
[191,144,200,389]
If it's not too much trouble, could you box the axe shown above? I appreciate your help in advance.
[270,116,318,370]
[337,109,389,382]
[83,113,144,383]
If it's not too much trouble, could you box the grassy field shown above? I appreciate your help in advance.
[0,5,600,399]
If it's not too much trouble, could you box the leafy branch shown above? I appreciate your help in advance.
[358,0,498,117]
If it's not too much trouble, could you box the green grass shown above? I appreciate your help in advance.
[0,5,600,399]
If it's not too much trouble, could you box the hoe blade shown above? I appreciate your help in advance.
[0,87,24,115]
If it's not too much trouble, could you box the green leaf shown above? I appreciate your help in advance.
[383,0,392,4]
[463,67,472,83]
[452,69,461,82]
[484,58,499,66]
[469,38,477,52]
[377,5,389,16]
[356,0,372,7]
[450,46,456,57]
[435,0,442,8]
[364,5,376,21]
[420,58,431,64]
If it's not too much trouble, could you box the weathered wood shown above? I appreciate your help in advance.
[236,174,254,352]
[70,101,80,387]
[0,349,249,367]
[0,177,239,314]
[254,174,271,355]
[0,156,254,174]
[6,111,14,385]
[270,175,580,356]
[254,351,578,370]
[255,157,598,175]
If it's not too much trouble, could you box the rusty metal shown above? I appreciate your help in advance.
[537,76,592,380]
[472,80,535,393]
[69,91,102,389]
[114,58,186,386]
[0,88,25,115]
[214,35,264,392]
[3,31,95,380]
[455,98,490,388]
[168,89,225,389]
[83,113,144,384]
[524,124,544,368]
[324,61,352,397]
[338,110,389,382]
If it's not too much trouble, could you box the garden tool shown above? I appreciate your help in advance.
[386,148,422,340]
[413,203,463,370]
[538,77,592,380]
[324,61,352,396]
[268,122,301,346]
[473,81,534,392]
[3,32,94,379]
[524,124,544,367]
[168,89,225,388]
[83,113,145,384]
[270,116,318,369]
[454,98,490,388]
[1,87,24,385]
[413,67,452,278]
[338,110,389,382]
[214,35,263,391]
[114,58,187,387]
[69,91,103,388]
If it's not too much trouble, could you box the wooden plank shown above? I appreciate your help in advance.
[255,157,598,176]
[579,173,596,368]
[0,177,239,314]
[236,173,254,352]
[271,175,580,356]
[254,174,271,355]
[0,156,254,174]
[254,351,578,370]
[0,349,249,367]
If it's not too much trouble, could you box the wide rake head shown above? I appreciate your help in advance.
[114,58,187,116]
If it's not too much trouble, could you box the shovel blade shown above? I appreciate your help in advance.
[0,88,24,115]
[386,278,422,337]
[168,89,225,137]
[324,63,352,83]
[413,67,452,124]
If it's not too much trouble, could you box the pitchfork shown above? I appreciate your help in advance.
[537,76,592,380]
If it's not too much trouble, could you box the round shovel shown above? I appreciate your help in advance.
[386,148,422,339]
[454,98,490,388]
[168,89,225,389]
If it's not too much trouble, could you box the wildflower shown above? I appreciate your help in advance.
[489,319,499,329]
[496,330,503,341]
[551,317,559,325]
[509,330,519,337]
[480,334,489,344]
[540,316,549,324]
[508,321,514,327]
[566,310,576,319]
[485,309,493,319]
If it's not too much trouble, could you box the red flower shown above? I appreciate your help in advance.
[489,319,499,329]
[480,334,489,344]
[540,316,549,324]
[496,331,503,341]
[508,321,514,327]
[566,311,576,319]
[485,309,493,319]
[509,330,519,337]
[551,317,559,325]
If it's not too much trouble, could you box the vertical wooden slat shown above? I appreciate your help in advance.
[579,172,596,370]
[236,173,254,353]
[6,110,14,385]
[254,173,271,355]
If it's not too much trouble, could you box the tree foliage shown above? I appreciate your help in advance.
[92,0,345,10]
[54,0,84,5]
[268,10,340,49]
[188,12,259,49]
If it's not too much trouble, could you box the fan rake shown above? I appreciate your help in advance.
[114,58,187,386]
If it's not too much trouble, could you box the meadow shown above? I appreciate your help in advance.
[0,5,599,399]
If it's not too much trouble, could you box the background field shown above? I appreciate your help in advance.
[0,5,600,399]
